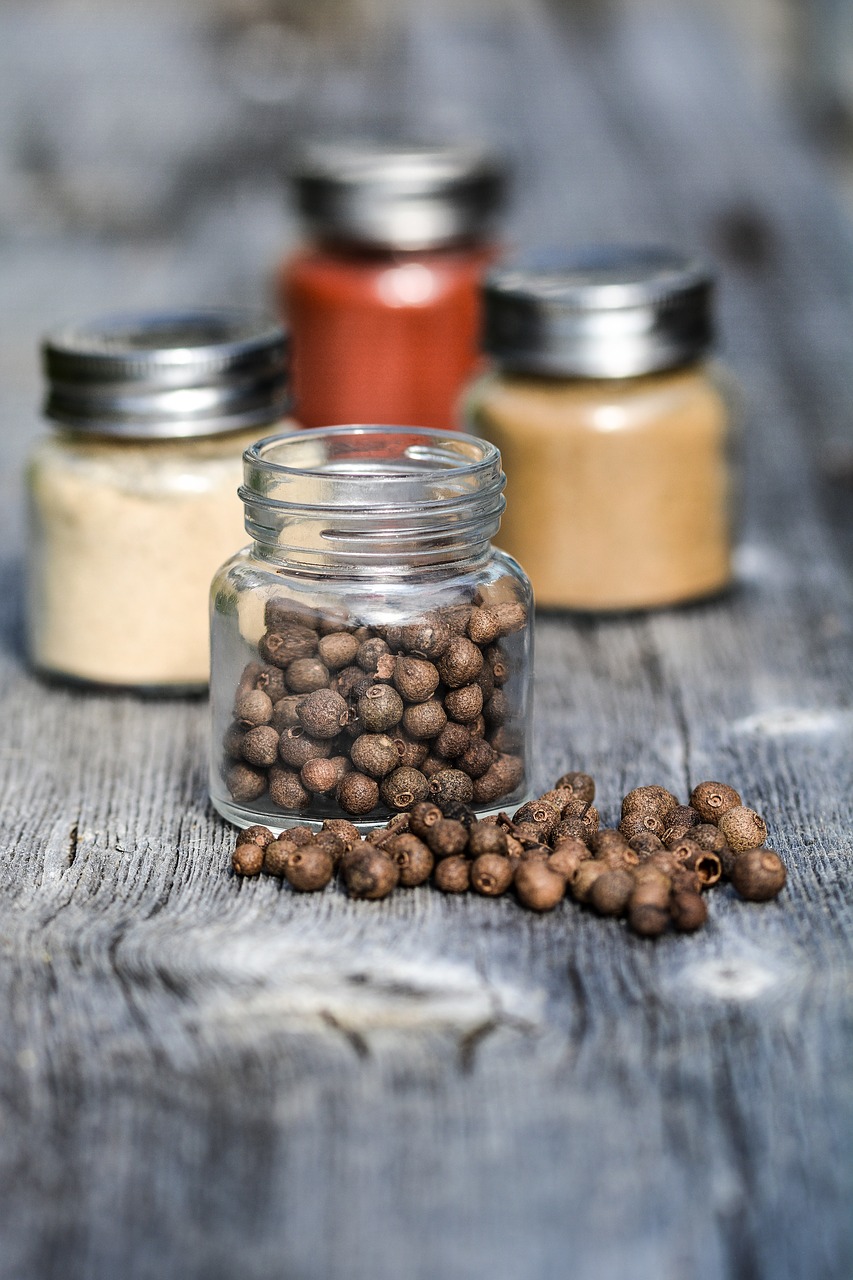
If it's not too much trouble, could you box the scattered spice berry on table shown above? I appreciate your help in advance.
[229,775,788,936]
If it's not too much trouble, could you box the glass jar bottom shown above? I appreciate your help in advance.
[212,790,532,836]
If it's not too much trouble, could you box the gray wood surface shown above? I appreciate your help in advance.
[0,2,851,1278]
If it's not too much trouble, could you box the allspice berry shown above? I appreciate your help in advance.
[661,805,702,843]
[234,689,273,728]
[278,727,332,770]
[253,665,286,702]
[443,684,484,725]
[438,637,483,688]
[408,800,444,840]
[358,685,404,733]
[401,614,451,659]
[268,766,311,811]
[226,763,267,803]
[691,824,731,855]
[629,832,665,857]
[434,722,471,760]
[301,756,346,795]
[402,699,448,740]
[570,860,607,903]
[425,818,468,859]
[619,812,665,840]
[690,781,742,824]
[718,806,769,853]
[553,817,592,847]
[386,834,434,887]
[232,841,264,876]
[318,632,360,671]
[391,732,429,770]
[434,855,470,893]
[286,657,330,694]
[237,726,277,768]
[515,860,565,912]
[270,695,306,732]
[349,734,400,779]
[590,828,630,858]
[393,656,440,704]
[554,771,596,805]
[356,636,390,673]
[513,800,560,840]
[457,739,496,779]
[311,829,346,863]
[628,901,670,938]
[471,854,514,897]
[337,771,380,816]
[547,846,581,882]
[467,822,507,859]
[284,845,334,892]
[621,785,678,818]
[343,846,399,899]
[670,890,708,932]
[262,837,297,876]
[589,868,635,917]
[236,824,275,849]
[321,818,361,851]
[296,689,349,739]
[731,849,786,901]
[380,766,429,811]
[259,624,318,667]
[429,769,474,809]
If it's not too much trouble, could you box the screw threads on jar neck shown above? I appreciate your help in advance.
[240,427,506,576]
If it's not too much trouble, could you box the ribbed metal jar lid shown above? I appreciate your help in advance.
[483,247,714,378]
[293,141,506,251]
[42,309,290,437]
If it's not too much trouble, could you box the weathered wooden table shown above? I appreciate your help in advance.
[0,2,851,1277]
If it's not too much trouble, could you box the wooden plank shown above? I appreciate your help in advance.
[0,2,850,1278]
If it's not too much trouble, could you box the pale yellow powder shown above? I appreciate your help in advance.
[26,426,291,688]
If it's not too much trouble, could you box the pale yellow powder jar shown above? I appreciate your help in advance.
[27,310,293,691]
[466,248,737,612]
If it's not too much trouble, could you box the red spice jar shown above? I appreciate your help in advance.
[279,142,505,431]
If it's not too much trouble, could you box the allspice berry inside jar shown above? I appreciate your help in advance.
[209,426,533,830]
[466,247,738,611]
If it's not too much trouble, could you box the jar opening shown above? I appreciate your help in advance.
[241,426,506,573]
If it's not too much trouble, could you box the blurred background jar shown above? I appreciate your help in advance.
[27,309,291,691]
[209,426,532,831]
[279,141,506,431]
[466,247,737,612]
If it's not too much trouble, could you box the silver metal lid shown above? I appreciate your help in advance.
[42,309,290,437]
[483,247,714,378]
[293,141,505,251]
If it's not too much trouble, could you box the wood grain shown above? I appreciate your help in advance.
[0,2,851,1278]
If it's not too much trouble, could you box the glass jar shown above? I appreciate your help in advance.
[466,247,737,611]
[27,309,292,691]
[278,141,505,432]
[209,426,533,832]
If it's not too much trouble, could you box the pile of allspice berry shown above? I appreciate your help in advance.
[222,595,529,822]
[231,772,787,937]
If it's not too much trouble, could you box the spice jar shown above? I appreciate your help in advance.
[209,426,532,831]
[466,247,737,611]
[27,310,292,690]
[279,141,505,431]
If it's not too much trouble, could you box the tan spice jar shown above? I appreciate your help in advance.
[465,248,736,611]
[27,310,293,690]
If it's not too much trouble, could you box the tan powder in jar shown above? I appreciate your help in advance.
[469,365,733,612]
[26,427,275,688]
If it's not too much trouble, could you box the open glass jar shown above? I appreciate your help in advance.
[209,426,533,831]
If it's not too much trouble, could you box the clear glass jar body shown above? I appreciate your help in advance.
[27,422,293,690]
[280,242,495,431]
[209,427,533,831]
[466,361,737,611]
